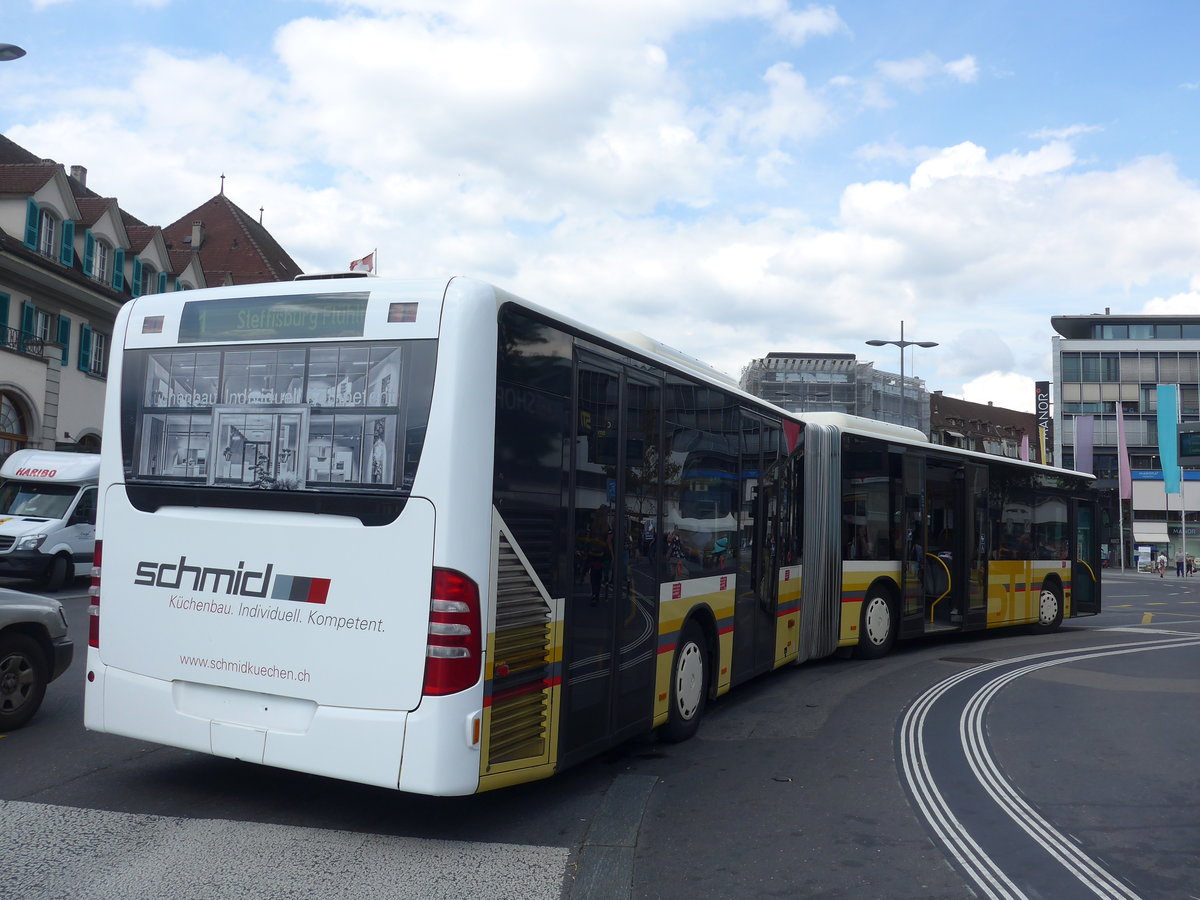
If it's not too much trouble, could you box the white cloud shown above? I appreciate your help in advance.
[765,3,848,44]
[943,55,979,83]
[1142,275,1200,313]
[1028,123,1102,141]
[957,372,1036,414]
[876,54,942,91]
[9,4,1200,409]
[737,62,831,147]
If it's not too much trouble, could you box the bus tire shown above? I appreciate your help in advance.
[660,620,709,743]
[0,633,48,730]
[41,554,70,592]
[1032,582,1064,633]
[855,587,897,659]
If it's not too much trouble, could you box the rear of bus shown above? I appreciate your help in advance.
[84,276,499,795]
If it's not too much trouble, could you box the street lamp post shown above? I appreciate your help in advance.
[0,44,26,62]
[866,321,938,430]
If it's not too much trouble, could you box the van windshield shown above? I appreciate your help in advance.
[0,481,78,519]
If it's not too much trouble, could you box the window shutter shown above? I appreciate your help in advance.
[57,316,70,365]
[0,293,9,332]
[21,300,34,334]
[78,324,92,372]
[112,249,125,291]
[60,219,75,266]
[83,231,95,276]
[131,257,143,297]
[158,272,167,294]
[174,277,182,292]
[23,199,39,248]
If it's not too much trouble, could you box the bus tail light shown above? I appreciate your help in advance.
[423,568,482,696]
[88,540,102,648]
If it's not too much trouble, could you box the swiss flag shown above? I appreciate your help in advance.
[349,251,375,273]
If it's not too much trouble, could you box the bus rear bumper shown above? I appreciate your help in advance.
[84,654,408,790]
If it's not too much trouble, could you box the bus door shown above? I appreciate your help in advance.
[899,452,926,639]
[963,463,989,630]
[1071,499,1101,614]
[562,353,661,764]
[732,412,779,681]
[923,461,966,631]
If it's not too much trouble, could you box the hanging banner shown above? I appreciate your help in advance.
[1116,402,1132,501]
[1035,381,1052,464]
[1074,415,1094,475]
[1157,384,1180,494]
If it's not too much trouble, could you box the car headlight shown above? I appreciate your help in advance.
[15,533,47,551]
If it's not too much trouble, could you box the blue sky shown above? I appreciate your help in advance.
[5,0,1200,410]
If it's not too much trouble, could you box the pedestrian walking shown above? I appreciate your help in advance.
[1157,551,1168,577]
[1177,548,1186,577]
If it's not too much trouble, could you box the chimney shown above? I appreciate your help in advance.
[70,165,87,186]
[190,221,204,250]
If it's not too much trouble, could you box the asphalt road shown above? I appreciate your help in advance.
[1,570,1197,899]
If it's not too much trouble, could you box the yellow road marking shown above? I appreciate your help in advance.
[1142,612,1154,624]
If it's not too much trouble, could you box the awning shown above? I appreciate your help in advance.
[1133,523,1170,542]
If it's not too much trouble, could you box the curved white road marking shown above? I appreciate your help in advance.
[900,636,1200,900]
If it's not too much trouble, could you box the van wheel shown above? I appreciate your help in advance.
[0,634,48,730]
[659,621,709,743]
[41,555,70,592]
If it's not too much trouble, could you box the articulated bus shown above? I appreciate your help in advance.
[83,276,1100,795]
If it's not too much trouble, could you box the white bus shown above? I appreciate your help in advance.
[84,275,1100,796]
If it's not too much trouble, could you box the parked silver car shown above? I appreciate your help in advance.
[0,588,73,729]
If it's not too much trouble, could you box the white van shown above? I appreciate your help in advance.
[0,450,99,590]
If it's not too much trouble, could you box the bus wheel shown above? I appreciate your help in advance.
[855,590,896,659]
[1032,584,1064,633]
[41,554,70,592]
[660,621,708,743]
[0,634,48,730]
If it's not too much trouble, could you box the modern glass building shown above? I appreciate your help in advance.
[739,352,931,435]
[1052,313,1200,566]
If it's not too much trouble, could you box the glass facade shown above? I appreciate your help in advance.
[1054,317,1200,564]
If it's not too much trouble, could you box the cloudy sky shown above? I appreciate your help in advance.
[5,0,1200,410]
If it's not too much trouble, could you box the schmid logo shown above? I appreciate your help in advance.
[14,467,56,478]
[134,555,330,604]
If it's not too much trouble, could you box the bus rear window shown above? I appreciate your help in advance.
[121,340,436,493]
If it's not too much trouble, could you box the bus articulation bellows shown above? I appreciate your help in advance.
[83,276,1100,795]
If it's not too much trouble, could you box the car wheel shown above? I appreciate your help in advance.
[659,620,709,743]
[41,554,70,592]
[855,588,897,659]
[0,634,48,730]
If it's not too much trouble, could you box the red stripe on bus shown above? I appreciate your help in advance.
[483,676,561,707]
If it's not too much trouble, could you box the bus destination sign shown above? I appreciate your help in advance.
[178,293,369,343]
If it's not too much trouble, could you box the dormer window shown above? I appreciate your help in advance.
[140,261,158,295]
[92,238,111,284]
[37,208,58,258]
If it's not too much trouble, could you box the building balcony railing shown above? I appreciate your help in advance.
[0,326,47,359]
